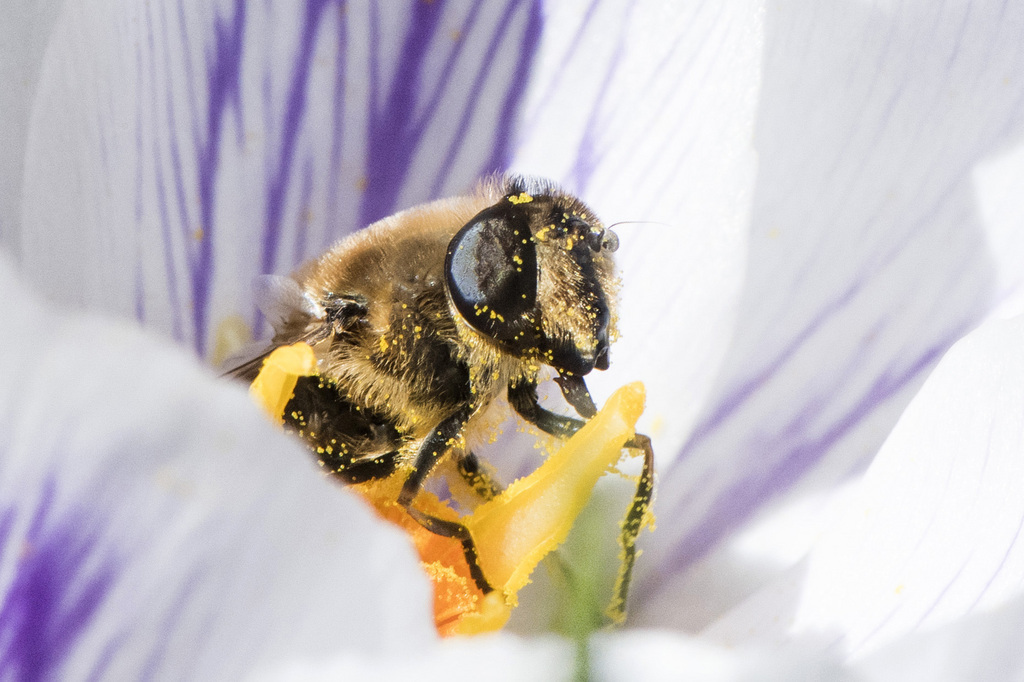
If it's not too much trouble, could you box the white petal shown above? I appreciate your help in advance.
[250,634,572,682]
[854,595,1024,681]
[710,315,1024,658]
[20,0,542,355]
[0,254,433,678]
[593,630,849,682]
[972,140,1024,321]
[794,315,1024,655]
[251,629,852,682]
[614,2,1024,620]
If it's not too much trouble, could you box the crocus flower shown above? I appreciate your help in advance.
[5,0,1024,678]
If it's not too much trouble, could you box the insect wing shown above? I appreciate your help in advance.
[254,274,325,333]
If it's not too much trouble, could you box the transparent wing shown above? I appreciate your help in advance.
[253,274,324,334]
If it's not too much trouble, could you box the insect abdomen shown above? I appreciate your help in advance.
[284,375,402,484]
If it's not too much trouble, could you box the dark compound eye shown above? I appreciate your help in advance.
[445,203,540,350]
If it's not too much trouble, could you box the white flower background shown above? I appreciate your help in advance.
[4,0,1024,679]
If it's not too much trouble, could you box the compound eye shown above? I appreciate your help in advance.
[445,204,539,348]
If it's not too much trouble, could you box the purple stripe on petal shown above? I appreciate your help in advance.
[564,6,632,195]
[291,159,316,267]
[429,0,522,197]
[359,1,447,226]
[161,2,200,344]
[260,0,336,276]
[134,267,146,322]
[682,281,867,453]
[412,1,486,136]
[845,558,971,656]
[193,0,248,356]
[909,559,969,633]
[642,329,969,603]
[175,0,202,154]
[323,7,350,247]
[0,480,116,681]
[524,0,601,133]
[136,571,206,682]
[133,37,149,328]
[145,1,186,342]
[153,149,185,342]
[971,511,1024,611]
[482,1,543,173]
[358,0,543,220]
[87,635,124,682]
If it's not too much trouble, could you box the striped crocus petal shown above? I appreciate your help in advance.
[0,256,435,678]
[706,314,1024,677]
[505,1,1024,627]
[18,0,541,357]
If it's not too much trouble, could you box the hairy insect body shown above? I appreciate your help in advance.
[293,195,532,460]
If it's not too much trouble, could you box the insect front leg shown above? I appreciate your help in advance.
[605,430,654,622]
[398,408,494,594]
[508,375,655,623]
[507,380,586,438]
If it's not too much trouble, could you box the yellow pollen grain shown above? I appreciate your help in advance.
[508,192,533,205]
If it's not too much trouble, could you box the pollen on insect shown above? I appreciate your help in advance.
[508,192,533,205]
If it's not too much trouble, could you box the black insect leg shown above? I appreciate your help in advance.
[606,431,654,623]
[397,409,494,594]
[508,376,656,623]
[507,380,586,438]
[456,451,504,501]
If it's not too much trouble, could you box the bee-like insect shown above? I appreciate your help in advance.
[229,175,653,610]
